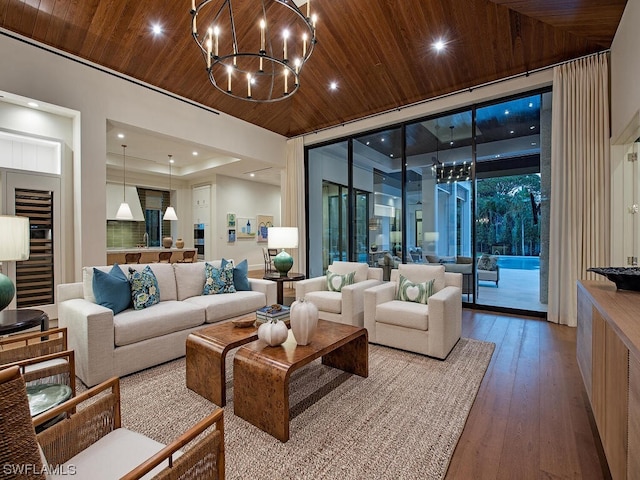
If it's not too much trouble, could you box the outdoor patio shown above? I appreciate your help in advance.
[474,266,547,313]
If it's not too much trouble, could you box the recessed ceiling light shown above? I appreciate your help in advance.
[504,109,510,115]
[329,82,338,90]
[530,125,535,130]
[510,130,515,134]
[117,133,125,139]
[27,101,39,108]
[432,39,446,52]
[152,24,163,35]
[390,154,394,157]
[192,151,198,156]
[169,157,175,164]
[528,102,534,108]
[531,142,537,146]
[250,173,255,177]
[381,138,385,142]
[366,141,370,145]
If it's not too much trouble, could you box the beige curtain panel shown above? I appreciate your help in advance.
[284,137,306,274]
[548,53,610,326]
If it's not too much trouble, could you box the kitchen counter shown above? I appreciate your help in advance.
[107,247,196,265]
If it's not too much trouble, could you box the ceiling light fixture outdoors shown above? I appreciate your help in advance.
[116,145,134,220]
[163,155,179,221]
[190,0,318,102]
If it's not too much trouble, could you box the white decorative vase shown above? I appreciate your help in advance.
[290,298,318,346]
[257,319,288,346]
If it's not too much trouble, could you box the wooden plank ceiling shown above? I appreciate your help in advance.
[0,0,626,138]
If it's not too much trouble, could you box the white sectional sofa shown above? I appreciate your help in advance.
[57,260,276,386]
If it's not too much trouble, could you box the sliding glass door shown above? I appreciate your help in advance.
[305,89,551,314]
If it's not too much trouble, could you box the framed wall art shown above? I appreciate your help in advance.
[256,214,274,243]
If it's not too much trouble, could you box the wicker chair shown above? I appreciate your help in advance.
[0,366,225,480]
[0,327,75,395]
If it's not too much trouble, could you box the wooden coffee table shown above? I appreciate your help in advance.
[185,314,261,406]
[233,319,368,442]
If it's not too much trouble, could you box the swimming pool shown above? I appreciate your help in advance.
[497,256,540,270]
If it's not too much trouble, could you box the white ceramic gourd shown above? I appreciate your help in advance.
[257,319,288,346]
[290,298,319,346]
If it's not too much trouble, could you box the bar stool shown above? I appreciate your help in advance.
[177,250,196,263]
[125,252,142,264]
[157,251,172,263]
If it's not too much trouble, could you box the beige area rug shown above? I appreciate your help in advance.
[91,338,494,480]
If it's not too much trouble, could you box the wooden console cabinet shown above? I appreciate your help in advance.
[577,280,640,480]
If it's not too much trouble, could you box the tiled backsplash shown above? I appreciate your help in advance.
[107,188,172,248]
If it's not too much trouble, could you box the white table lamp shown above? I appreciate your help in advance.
[0,216,30,311]
[268,227,298,277]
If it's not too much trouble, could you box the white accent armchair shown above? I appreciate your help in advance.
[364,264,462,360]
[295,261,383,327]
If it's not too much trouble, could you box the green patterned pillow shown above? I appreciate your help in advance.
[128,266,160,310]
[396,274,435,304]
[203,262,236,295]
[326,270,356,292]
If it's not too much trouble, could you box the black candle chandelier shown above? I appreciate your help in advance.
[434,125,472,183]
[190,0,318,102]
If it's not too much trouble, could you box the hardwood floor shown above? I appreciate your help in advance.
[446,310,609,480]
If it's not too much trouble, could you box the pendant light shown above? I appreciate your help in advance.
[115,144,134,220]
[163,154,178,221]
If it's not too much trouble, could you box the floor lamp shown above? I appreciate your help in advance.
[0,216,30,311]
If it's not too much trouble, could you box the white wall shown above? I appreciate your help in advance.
[0,32,287,280]
[215,175,281,270]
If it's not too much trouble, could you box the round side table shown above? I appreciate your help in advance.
[263,272,306,305]
[0,309,49,335]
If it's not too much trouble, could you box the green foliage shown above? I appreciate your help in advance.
[476,174,541,256]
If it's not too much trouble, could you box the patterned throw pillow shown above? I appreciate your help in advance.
[396,274,434,304]
[221,258,251,291]
[128,266,161,310]
[326,270,356,292]
[203,262,236,295]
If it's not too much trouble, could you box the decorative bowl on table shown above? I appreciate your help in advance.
[232,317,256,328]
[587,267,640,291]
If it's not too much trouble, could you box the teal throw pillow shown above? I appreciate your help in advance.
[221,258,251,291]
[128,266,161,310]
[92,264,131,314]
[326,270,355,292]
[203,262,236,295]
[396,274,434,304]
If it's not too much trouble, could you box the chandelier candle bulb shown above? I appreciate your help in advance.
[213,27,219,57]
[302,33,307,57]
[206,38,212,68]
[227,65,232,92]
[284,67,288,94]
[247,74,251,98]
[191,0,195,11]
[283,30,289,61]
[260,19,266,53]
[307,0,310,18]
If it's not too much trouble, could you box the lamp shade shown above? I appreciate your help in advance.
[163,206,178,221]
[116,202,134,220]
[0,216,30,261]
[268,227,299,249]
[0,215,29,312]
[268,227,298,277]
